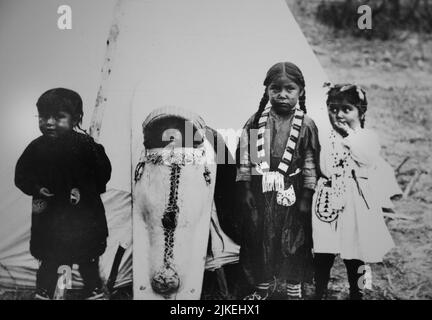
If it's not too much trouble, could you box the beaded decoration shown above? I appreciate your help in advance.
[255,106,304,206]
[32,199,48,215]
[134,148,207,183]
[134,146,213,295]
[315,130,350,223]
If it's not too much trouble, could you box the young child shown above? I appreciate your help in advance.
[236,62,320,300]
[312,84,398,300]
[15,88,112,300]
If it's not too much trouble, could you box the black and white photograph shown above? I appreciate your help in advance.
[0,0,431,304]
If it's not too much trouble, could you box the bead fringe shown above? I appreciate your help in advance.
[262,171,285,193]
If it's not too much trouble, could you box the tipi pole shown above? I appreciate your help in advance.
[89,0,125,142]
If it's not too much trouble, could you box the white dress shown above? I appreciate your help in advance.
[312,128,398,262]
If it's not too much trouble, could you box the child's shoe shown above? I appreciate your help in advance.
[85,287,107,300]
[243,290,269,300]
[243,277,277,300]
[34,288,51,300]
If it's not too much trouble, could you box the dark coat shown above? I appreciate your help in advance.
[15,131,111,263]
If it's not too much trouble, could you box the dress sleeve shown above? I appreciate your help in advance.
[236,115,255,182]
[303,149,317,190]
[15,141,41,196]
[342,129,380,167]
[300,117,320,190]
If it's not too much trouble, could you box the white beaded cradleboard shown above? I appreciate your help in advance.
[133,142,217,300]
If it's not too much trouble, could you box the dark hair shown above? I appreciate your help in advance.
[326,84,368,128]
[252,62,306,128]
[36,88,84,129]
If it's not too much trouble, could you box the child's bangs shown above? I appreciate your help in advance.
[36,88,83,120]
[327,89,361,106]
[37,96,78,119]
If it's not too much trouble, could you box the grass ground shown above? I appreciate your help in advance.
[285,0,432,300]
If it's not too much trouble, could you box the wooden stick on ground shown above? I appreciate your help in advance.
[403,169,423,199]
[382,211,416,221]
[395,156,410,175]
[107,244,126,294]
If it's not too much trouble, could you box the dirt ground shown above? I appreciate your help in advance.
[1,0,431,301]
[285,0,432,300]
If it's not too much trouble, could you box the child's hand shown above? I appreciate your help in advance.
[70,188,81,205]
[246,191,259,226]
[299,189,314,215]
[238,182,259,227]
[243,189,256,210]
[39,187,54,198]
[299,196,312,214]
[238,181,256,210]
[334,121,355,137]
[340,122,356,136]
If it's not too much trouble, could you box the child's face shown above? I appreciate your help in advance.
[267,76,303,112]
[38,111,76,138]
[327,98,361,132]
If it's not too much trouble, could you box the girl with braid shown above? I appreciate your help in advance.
[312,84,397,300]
[236,62,320,300]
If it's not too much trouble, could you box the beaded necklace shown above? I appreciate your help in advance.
[256,106,304,192]
[255,106,304,206]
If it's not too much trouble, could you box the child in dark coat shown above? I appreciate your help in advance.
[15,88,111,300]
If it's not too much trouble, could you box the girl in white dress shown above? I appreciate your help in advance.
[312,84,399,300]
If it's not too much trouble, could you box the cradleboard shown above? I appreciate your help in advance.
[133,108,218,299]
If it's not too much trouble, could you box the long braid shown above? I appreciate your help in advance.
[296,68,307,114]
[252,89,269,128]
[299,88,307,114]
[360,115,366,128]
